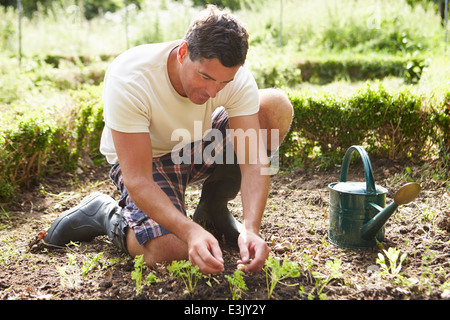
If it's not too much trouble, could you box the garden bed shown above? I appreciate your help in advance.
[0,157,448,302]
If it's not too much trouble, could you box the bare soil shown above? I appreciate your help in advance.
[0,159,449,303]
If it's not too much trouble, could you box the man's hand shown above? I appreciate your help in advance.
[236,228,270,273]
[186,224,225,274]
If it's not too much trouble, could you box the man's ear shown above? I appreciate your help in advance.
[177,40,189,64]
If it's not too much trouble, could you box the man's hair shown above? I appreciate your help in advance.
[183,5,249,67]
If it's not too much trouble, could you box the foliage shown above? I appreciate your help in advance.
[1,79,448,201]
[131,254,145,295]
[308,258,343,300]
[0,83,104,201]
[225,269,248,300]
[250,51,428,89]
[377,247,408,276]
[81,252,103,277]
[187,0,244,10]
[296,55,428,85]
[0,114,56,198]
[264,256,300,299]
[241,0,442,55]
[167,260,203,295]
[1,0,444,58]
[0,0,448,200]
[283,84,449,169]
[131,255,159,295]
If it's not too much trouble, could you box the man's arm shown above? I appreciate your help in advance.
[110,129,225,274]
[228,113,271,272]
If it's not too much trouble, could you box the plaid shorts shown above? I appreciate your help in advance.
[109,107,234,246]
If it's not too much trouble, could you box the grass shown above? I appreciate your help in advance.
[1,0,446,56]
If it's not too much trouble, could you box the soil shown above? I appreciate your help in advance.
[0,158,449,303]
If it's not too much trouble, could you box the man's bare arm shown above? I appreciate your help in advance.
[110,129,224,273]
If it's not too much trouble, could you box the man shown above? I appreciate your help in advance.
[44,5,293,274]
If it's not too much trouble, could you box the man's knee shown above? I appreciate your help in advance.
[126,229,188,267]
[258,88,294,147]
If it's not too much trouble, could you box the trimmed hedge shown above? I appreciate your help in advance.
[282,84,449,168]
[251,54,428,88]
[0,85,104,201]
[296,55,427,84]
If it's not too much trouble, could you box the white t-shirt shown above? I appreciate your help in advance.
[100,40,260,164]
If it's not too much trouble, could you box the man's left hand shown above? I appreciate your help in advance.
[236,229,270,273]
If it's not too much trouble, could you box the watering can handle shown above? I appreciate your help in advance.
[339,145,376,194]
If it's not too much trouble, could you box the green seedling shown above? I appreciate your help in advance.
[144,271,158,286]
[131,255,159,295]
[376,247,407,277]
[81,252,103,277]
[57,253,81,291]
[264,256,300,299]
[204,274,220,287]
[131,254,146,295]
[309,257,343,300]
[0,238,21,266]
[167,260,202,295]
[225,270,248,300]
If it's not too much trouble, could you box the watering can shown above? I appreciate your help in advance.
[328,145,421,249]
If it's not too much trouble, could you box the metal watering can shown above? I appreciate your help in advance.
[328,145,421,249]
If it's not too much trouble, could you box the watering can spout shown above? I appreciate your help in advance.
[360,202,398,241]
[360,183,421,241]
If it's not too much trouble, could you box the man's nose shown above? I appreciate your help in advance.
[205,82,220,98]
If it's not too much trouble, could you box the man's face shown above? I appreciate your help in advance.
[178,51,241,105]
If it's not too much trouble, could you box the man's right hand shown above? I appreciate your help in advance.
[186,224,225,274]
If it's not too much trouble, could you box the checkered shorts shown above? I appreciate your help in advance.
[109,107,233,246]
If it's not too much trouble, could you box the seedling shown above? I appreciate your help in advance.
[376,247,407,277]
[0,238,21,266]
[167,260,202,295]
[57,253,81,291]
[225,270,248,300]
[131,254,146,295]
[264,256,300,299]
[309,258,343,300]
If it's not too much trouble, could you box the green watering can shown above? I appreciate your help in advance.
[328,145,421,249]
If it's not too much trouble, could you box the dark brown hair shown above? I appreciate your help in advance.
[183,5,249,67]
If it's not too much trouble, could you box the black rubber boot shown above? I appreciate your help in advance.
[193,164,242,246]
[44,192,128,253]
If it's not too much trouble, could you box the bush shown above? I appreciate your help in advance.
[282,84,448,168]
[0,114,57,199]
[431,92,450,159]
[296,55,428,84]
[248,51,428,89]
[0,85,105,201]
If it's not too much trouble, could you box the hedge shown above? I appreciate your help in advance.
[296,55,427,84]
[0,83,448,202]
[0,85,104,201]
[251,54,428,89]
[282,84,449,168]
